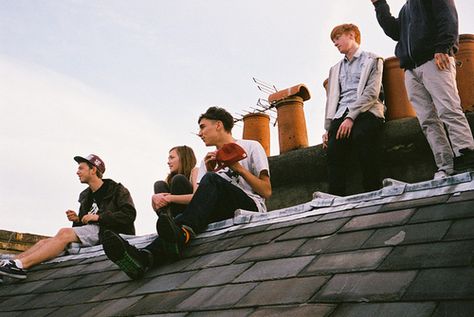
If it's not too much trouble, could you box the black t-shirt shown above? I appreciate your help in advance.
[88,181,109,214]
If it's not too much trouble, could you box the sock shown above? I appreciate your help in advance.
[14,259,23,269]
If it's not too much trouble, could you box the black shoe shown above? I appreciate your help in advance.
[454,148,474,173]
[102,230,152,280]
[0,260,27,280]
[157,214,191,260]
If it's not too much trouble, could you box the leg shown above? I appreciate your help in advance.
[405,68,454,174]
[421,58,474,156]
[154,180,169,194]
[168,174,193,216]
[326,117,350,196]
[351,112,384,192]
[18,228,80,269]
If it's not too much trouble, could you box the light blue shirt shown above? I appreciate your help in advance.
[335,48,367,119]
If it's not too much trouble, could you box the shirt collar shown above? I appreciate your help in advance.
[344,47,362,63]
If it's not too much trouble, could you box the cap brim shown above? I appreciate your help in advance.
[74,156,89,164]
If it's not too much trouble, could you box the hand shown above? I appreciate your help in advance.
[81,214,99,224]
[151,193,170,211]
[336,118,354,139]
[434,53,450,70]
[204,151,217,171]
[322,132,329,149]
[65,210,79,222]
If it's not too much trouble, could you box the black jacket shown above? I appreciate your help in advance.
[374,0,459,69]
[74,179,136,236]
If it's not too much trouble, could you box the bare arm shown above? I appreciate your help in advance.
[229,162,272,199]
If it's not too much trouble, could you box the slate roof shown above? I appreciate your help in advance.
[1,173,474,316]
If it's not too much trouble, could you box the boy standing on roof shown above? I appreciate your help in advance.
[370,0,474,179]
[323,23,385,196]
[102,106,272,279]
[0,154,136,280]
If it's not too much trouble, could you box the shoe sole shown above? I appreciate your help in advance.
[157,215,182,259]
[102,231,144,280]
[0,270,26,280]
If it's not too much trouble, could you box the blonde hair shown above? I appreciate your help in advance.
[166,145,197,184]
[330,23,361,44]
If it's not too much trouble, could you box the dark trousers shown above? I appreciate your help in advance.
[327,111,384,196]
[145,172,257,264]
[154,174,193,217]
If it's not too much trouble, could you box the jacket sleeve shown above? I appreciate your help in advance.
[98,185,136,228]
[347,57,384,121]
[431,0,459,54]
[373,0,401,41]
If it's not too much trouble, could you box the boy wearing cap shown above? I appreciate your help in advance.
[102,106,272,279]
[0,154,136,280]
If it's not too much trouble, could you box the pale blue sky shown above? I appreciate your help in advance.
[1,0,473,236]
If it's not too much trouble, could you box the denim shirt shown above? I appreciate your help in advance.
[335,48,365,119]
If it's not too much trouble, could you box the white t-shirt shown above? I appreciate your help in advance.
[196,139,270,212]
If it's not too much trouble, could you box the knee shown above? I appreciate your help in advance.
[55,228,76,243]
[170,174,188,186]
[154,180,169,194]
[200,172,220,185]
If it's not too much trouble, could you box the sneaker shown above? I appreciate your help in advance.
[433,170,449,180]
[0,259,27,280]
[157,214,192,260]
[101,230,152,280]
[454,148,474,173]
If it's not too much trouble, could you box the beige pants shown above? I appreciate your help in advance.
[405,57,474,174]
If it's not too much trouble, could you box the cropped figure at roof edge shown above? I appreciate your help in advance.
[371,0,474,179]
[323,23,385,196]
[0,154,136,280]
[102,106,272,280]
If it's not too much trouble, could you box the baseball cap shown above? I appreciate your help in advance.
[214,143,247,171]
[74,154,106,174]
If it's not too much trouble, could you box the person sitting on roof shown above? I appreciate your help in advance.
[101,106,272,279]
[0,154,136,280]
[322,23,385,196]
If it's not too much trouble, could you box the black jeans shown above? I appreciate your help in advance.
[145,172,258,264]
[154,174,193,217]
[327,111,384,196]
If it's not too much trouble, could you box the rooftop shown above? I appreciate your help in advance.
[1,172,473,316]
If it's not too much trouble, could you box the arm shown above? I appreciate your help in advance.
[229,162,272,199]
[98,185,136,227]
[372,0,401,41]
[432,0,458,55]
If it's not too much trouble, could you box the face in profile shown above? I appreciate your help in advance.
[167,149,180,173]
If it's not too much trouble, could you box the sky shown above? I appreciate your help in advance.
[1,0,473,237]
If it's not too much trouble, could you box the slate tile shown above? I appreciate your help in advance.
[223,224,271,239]
[19,291,70,309]
[294,235,335,256]
[340,209,414,232]
[444,218,474,240]
[0,311,22,317]
[302,248,392,275]
[147,256,198,277]
[379,195,449,212]
[79,259,117,274]
[324,230,375,253]
[229,228,291,249]
[53,285,109,306]
[81,296,143,317]
[431,300,474,317]
[32,276,81,293]
[403,267,474,300]
[362,221,451,248]
[44,302,99,317]
[180,263,252,289]
[89,280,148,301]
[0,279,49,296]
[38,263,88,279]
[378,240,474,270]
[79,254,108,264]
[118,289,196,315]
[176,283,257,311]
[447,190,474,203]
[188,309,254,317]
[318,205,383,221]
[235,239,306,263]
[183,236,241,258]
[237,276,330,307]
[0,294,37,311]
[131,271,196,294]
[276,218,350,241]
[314,271,417,302]
[409,200,474,223]
[266,215,322,231]
[62,270,118,289]
[234,256,314,282]
[249,304,335,317]
[185,248,250,270]
[332,302,436,317]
